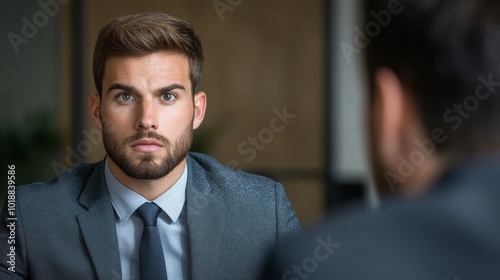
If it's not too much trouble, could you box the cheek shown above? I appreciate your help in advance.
[158,105,194,125]
[100,108,134,134]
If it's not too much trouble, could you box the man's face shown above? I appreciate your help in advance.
[90,52,206,180]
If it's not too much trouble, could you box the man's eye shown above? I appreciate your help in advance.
[161,93,176,101]
[117,93,134,101]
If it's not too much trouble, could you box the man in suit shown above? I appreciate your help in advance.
[262,0,500,279]
[0,12,300,280]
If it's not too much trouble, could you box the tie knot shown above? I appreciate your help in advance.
[135,202,162,226]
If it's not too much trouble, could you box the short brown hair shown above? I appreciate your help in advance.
[93,12,203,95]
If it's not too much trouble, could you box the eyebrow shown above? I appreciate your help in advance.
[106,83,187,95]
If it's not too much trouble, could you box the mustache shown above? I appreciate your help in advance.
[124,131,170,146]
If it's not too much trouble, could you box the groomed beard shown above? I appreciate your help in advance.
[102,120,193,180]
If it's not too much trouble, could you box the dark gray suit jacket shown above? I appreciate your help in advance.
[0,152,300,280]
[262,158,500,279]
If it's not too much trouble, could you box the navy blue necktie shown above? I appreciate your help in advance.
[135,202,168,280]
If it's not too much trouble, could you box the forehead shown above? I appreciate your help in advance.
[102,52,190,88]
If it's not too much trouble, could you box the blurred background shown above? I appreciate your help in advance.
[0,0,373,226]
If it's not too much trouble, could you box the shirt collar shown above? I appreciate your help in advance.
[105,159,188,223]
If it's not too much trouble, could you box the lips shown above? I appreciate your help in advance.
[131,139,163,153]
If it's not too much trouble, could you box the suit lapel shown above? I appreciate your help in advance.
[77,161,122,280]
[186,156,223,280]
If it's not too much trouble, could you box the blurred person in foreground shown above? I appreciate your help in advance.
[0,12,300,280]
[262,0,500,279]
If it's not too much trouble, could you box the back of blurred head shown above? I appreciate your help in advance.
[364,0,500,194]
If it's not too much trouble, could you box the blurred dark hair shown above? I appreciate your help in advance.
[363,0,500,154]
[93,12,203,95]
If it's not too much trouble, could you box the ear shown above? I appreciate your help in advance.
[89,93,102,130]
[373,68,406,170]
[192,91,207,130]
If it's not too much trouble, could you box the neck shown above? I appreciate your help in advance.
[107,158,187,201]
[399,155,448,197]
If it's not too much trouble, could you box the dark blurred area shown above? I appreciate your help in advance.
[1,1,64,203]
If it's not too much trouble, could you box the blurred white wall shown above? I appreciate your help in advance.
[329,0,378,207]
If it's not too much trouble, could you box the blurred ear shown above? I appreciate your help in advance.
[89,93,102,130]
[373,68,406,170]
[192,91,207,130]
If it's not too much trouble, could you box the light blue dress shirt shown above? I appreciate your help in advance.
[105,160,190,280]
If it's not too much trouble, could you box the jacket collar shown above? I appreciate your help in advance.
[75,155,226,280]
[77,160,122,280]
[186,154,223,280]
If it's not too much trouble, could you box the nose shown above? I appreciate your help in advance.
[135,98,159,131]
